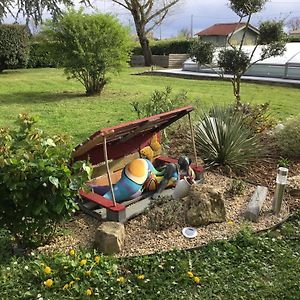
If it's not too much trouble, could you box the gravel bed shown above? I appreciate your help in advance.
[37,172,290,257]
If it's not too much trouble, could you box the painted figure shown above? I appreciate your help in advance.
[92,156,195,203]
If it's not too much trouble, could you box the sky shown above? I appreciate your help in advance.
[4,0,300,38]
[92,0,300,38]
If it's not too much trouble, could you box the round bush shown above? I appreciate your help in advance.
[276,115,300,158]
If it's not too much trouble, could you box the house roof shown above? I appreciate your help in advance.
[195,22,258,36]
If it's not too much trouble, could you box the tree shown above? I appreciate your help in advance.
[111,0,181,66]
[0,0,90,25]
[45,9,132,96]
[286,16,300,31]
[190,0,286,105]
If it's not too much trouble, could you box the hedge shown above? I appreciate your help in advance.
[132,39,195,56]
[27,41,59,68]
[0,24,30,72]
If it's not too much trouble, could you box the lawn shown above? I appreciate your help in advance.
[1,67,300,299]
[0,67,299,144]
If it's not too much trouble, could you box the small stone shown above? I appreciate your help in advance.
[95,222,125,254]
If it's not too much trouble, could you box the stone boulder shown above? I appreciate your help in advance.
[95,222,125,254]
[184,184,226,227]
[287,175,300,197]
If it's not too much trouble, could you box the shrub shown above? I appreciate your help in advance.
[132,39,194,56]
[230,102,276,133]
[0,24,30,72]
[147,197,183,231]
[276,115,300,158]
[195,106,265,172]
[27,41,58,68]
[44,9,132,96]
[0,114,90,248]
[130,86,187,119]
[189,40,215,65]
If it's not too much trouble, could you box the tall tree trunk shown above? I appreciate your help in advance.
[139,35,153,66]
[231,76,241,107]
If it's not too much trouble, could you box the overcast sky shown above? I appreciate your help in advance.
[93,0,300,38]
[5,0,300,38]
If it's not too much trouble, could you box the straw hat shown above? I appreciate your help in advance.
[124,159,149,185]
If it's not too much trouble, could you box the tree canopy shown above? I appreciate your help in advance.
[0,0,90,24]
[111,0,181,66]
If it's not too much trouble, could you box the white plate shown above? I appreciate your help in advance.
[182,227,197,239]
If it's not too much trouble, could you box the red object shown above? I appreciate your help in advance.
[72,106,194,165]
[79,190,126,212]
[195,22,258,36]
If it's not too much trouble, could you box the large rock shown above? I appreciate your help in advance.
[95,222,125,254]
[287,175,300,197]
[184,184,226,227]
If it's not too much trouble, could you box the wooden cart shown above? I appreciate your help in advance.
[72,105,204,223]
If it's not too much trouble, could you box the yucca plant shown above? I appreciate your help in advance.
[195,106,265,172]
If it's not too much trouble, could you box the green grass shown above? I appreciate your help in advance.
[0,67,299,144]
[0,213,299,299]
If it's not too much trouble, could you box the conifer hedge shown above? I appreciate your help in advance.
[0,24,30,72]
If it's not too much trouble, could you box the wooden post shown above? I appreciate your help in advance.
[188,112,198,166]
[103,136,117,207]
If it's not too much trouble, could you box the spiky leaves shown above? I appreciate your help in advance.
[195,106,264,172]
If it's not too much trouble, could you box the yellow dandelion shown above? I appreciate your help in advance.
[44,279,53,287]
[85,270,92,277]
[227,220,235,225]
[117,276,125,284]
[69,249,75,256]
[86,288,93,296]
[94,256,101,264]
[80,259,87,266]
[44,266,51,274]
[187,271,194,278]
[194,276,201,284]
[69,280,75,286]
[137,274,145,280]
[62,283,69,290]
[75,277,80,281]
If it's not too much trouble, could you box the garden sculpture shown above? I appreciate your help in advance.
[91,155,195,203]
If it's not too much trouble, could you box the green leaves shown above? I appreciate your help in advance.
[43,9,132,96]
[0,114,90,248]
[195,106,265,172]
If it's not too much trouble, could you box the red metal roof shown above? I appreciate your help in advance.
[195,22,258,36]
[72,106,194,165]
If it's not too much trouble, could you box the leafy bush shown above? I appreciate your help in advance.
[189,40,215,65]
[0,114,90,248]
[147,197,184,231]
[28,41,58,68]
[0,24,30,72]
[131,86,187,119]
[195,106,264,172]
[276,115,300,158]
[44,9,132,96]
[218,49,250,74]
[231,102,276,133]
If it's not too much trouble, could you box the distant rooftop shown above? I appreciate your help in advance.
[195,22,258,36]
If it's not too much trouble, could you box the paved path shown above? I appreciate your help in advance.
[149,69,300,88]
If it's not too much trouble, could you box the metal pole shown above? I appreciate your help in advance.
[103,136,117,207]
[188,112,198,166]
[272,167,288,215]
